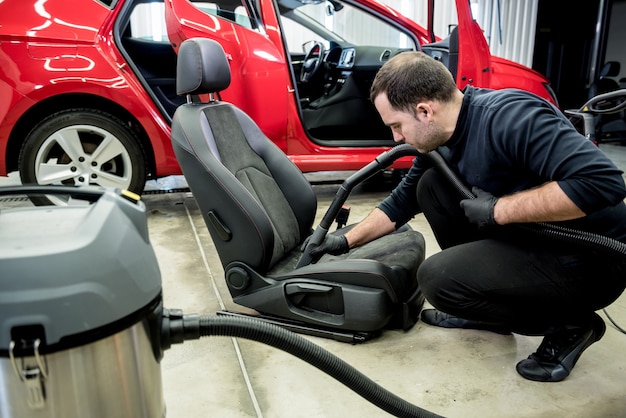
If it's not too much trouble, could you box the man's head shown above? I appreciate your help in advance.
[370,51,461,152]
[370,51,458,111]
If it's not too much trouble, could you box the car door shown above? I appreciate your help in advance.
[165,0,291,149]
[420,0,491,89]
[452,0,491,89]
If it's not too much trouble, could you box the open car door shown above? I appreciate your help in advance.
[452,0,492,89]
[422,0,491,90]
[165,0,291,145]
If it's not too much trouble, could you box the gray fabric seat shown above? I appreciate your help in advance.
[170,38,425,336]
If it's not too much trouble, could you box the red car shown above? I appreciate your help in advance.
[0,0,557,201]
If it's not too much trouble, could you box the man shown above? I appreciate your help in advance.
[306,51,626,382]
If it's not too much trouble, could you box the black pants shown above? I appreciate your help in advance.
[416,168,626,335]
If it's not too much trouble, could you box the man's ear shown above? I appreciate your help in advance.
[415,102,432,121]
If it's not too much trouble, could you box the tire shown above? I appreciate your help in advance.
[19,109,147,205]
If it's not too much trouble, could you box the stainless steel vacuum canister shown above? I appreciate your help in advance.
[0,187,165,418]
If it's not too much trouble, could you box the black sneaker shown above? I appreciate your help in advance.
[515,312,606,382]
[420,309,512,335]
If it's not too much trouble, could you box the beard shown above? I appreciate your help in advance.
[412,120,447,153]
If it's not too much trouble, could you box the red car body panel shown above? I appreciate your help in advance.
[0,0,557,184]
[0,0,180,178]
[489,56,554,93]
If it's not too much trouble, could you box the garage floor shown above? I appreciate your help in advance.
[3,144,626,417]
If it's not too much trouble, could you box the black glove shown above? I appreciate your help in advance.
[460,187,498,229]
[301,234,349,260]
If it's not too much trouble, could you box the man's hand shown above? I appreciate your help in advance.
[460,187,498,229]
[301,234,349,262]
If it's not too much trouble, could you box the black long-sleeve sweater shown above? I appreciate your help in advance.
[378,86,626,242]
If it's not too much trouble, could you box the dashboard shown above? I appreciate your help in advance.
[325,45,414,71]
[338,48,355,69]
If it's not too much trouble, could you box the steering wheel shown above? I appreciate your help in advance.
[300,41,326,83]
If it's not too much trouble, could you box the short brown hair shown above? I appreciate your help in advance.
[370,51,458,113]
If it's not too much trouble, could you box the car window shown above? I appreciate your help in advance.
[127,0,255,43]
[98,0,117,8]
[189,0,255,29]
[279,1,417,54]
[128,3,169,42]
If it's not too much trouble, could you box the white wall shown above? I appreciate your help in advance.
[472,0,538,67]
[379,0,455,38]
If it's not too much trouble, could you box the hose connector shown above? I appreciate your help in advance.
[160,308,202,350]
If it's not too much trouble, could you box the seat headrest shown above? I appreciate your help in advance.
[600,61,620,79]
[176,38,231,96]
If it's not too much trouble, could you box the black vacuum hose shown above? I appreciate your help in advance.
[425,150,626,259]
[297,143,420,268]
[163,311,443,418]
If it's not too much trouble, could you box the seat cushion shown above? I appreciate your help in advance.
[324,229,425,296]
[269,227,425,298]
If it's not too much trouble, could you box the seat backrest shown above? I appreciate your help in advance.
[447,26,459,82]
[589,61,621,98]
[171,38,318,273]
[586,61,625,133]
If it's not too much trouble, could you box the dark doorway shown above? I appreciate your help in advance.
[532,0,605,110]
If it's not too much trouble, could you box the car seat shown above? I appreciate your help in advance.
[587,61,626,142]
[420,26,458,81]
[588,61,621,98]
[170,38,426,341]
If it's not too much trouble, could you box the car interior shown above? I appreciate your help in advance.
[116,0,257,123]
[116,0,185,123]
[298,43,414,144]
[169,37,427,341]
[421,26,459,81]
[279,0,415,145]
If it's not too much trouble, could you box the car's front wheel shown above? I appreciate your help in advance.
[19,109,147,205]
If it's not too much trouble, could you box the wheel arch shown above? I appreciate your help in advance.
[6,93,157,179]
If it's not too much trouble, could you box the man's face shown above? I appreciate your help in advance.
[374,93,444,153]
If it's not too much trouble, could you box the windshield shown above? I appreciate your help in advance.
[279,0,417,53]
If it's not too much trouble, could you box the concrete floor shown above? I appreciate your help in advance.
[3,144,626,417]
[154,143,626,418]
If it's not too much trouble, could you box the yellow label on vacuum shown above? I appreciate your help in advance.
[121,189,141,202]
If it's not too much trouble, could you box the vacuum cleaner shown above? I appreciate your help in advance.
[0,184,441,418]
[0,186,166,417]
